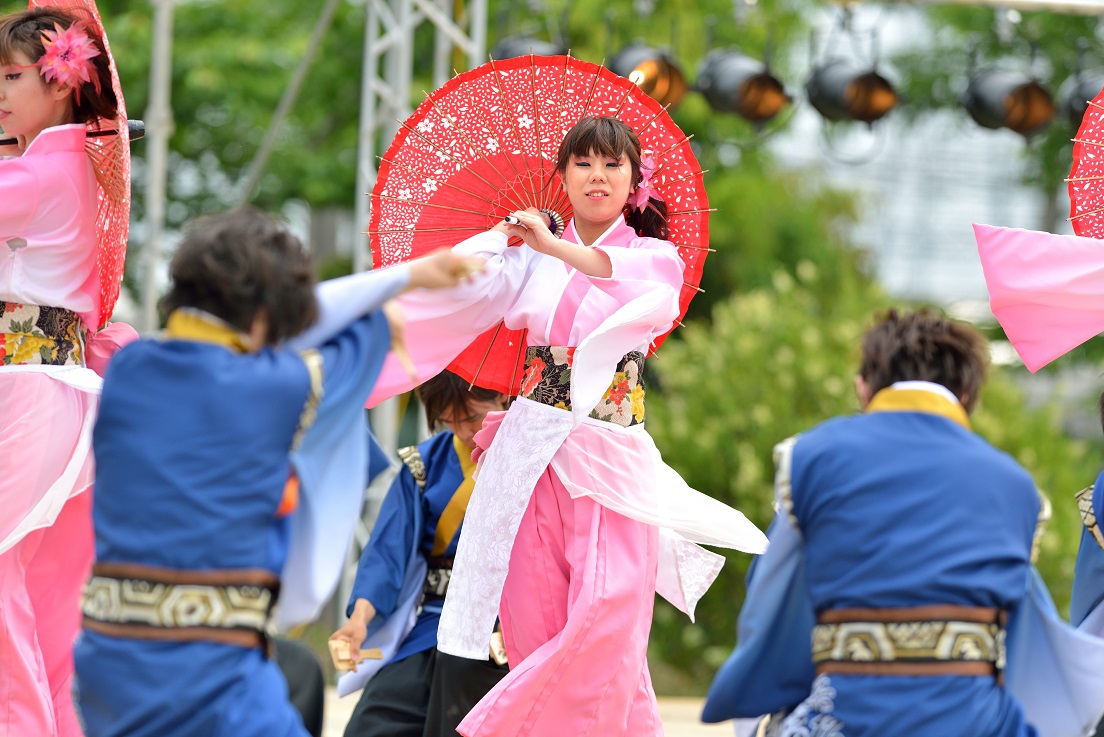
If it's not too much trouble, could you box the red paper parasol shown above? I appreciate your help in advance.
[1069,86,1104,239]
[30,0,130,328]
[369,53,709,395]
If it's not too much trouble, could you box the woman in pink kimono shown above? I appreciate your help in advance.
[367,116,768,736]
[0,9,129,736]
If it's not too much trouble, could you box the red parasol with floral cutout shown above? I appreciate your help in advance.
[369,53,710,395]
[30,0,130,328]
[1069,85,1104,239]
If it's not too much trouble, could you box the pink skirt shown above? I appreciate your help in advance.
[0,370,98,737]
[458,413,663,737]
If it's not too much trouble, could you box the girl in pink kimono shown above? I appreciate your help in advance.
[0,9,130,736]
[367,116,768,736]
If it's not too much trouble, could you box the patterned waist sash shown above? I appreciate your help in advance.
[1,301,83,366]
[521,345,645,428]
[812,605,1006,679]
[81,562,280,651]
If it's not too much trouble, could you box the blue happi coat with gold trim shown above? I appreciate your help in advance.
[75,308,391,737]
[704,383,1104,737]
[348,430,470,663]
[1071,477,1104,629]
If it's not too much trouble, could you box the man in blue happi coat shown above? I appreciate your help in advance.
[703,308,1104,737]
[330,370,510,737]
[74,208,482,737]
[1069,392,1104,737]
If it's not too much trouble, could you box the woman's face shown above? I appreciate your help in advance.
[0,51,72,145]
[561,149,636,232]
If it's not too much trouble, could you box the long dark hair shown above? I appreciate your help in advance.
[555,116,670,240]
[0,9,118,127]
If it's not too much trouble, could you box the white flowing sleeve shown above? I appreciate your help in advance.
[1006,567,1104,737]
[367,230,537,404]
[284,264,411,351]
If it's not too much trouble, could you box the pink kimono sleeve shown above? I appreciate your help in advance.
[974,223,1104,372]
[586,237,685,307]
[0,159,40,235]
[85,322,140,377]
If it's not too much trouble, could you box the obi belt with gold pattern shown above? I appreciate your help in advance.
[520,345,645,428]
[82,562,280,651]
[1,301,83,366]
[812,605,1006,680]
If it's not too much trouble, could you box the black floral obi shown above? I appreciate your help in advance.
[0,301,83,366]
[520,345,645,428]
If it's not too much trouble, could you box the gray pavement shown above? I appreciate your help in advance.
[323,687,734,737]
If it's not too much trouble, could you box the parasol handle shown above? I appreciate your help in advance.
[0,118,145,147]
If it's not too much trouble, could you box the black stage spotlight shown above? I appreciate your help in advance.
[1058,70,1104,130]
[696,49,790,124]
[490,36,567,61]
[962,70,1055,137]
[805,59,897,124]
[609,44,689,108]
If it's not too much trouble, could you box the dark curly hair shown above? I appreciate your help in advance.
[0,9,118,126]
[859,308,989,414]
[160,208,318,345]
[415,370,507,429]
[555,116,669,240]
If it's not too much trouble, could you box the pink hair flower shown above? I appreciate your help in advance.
[626,155,663,213]
[37,22,101,101]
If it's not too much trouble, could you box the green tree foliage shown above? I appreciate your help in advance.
[48,0,371,224]
[689,149,866,320]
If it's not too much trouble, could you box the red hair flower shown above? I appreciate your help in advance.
[37,22,101,102]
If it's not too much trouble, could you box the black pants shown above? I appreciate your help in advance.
[274,637,326,737]
[343,649,508,737]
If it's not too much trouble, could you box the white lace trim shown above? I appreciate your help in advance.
[655,530,725,621]
[436,399,573,658]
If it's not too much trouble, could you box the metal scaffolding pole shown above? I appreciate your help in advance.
[139,0,175,334]
[341,0,487,622]
[237,0,343,207]
[352,0,486,274]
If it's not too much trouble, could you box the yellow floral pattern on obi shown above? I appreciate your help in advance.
[521,345,646,428]
[0,301,83,366]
